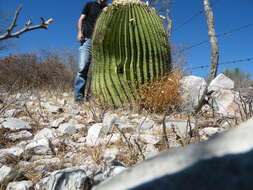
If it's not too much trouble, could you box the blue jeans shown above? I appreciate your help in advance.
[74,38,92,101]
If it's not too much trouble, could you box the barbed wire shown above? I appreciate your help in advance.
[185,57,253,70]
[178,23,253,53]
[173,0,219,32]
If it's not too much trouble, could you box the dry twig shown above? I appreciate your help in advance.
[0,5,53,41]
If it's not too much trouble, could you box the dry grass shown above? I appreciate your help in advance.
[0,128,15,148]
[15,162,43,184]
[0,128,9,148]
[86,146,105,165]
[139,69,182,112]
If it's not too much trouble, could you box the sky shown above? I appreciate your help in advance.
[0,0,252,79]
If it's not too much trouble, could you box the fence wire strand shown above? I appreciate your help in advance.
[174,0,220,31]
[185,57,253,70]
[179,23,253,53]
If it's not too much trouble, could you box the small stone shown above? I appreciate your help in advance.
[34,128,57,140]
[0,147,24,163]
[4,109,22,118]
[58,123,77,135]
[138,117,155,130]
[58,99,66,106]
[35,168,92,190]
[26,101,34,107]
[202,127,220,137]
[6,180,34,190]
[74,115,83,121]
[86,123,103,146]
[144,144,159,159]
[0,118,31,131]
[41,102,63,114]
[103,133,121,144]
[139,134,160,145]
[76,124,87,131]
[15,101,25,106]
[35,158,61,165]
[50,117,65,128]
[25,138,53,155]
[103,148,120,160]
[0,164,21,184]
[166,120,195,138]
[104,166,127,178]
[102,113,120,134]
[7,130,32,141]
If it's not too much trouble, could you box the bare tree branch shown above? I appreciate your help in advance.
[0,5,53,41]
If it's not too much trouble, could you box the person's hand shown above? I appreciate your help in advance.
[77,33,84,42]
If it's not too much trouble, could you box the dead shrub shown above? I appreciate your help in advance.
[139,69,182,112]
[0,128,13,148]
[0,49,77,93]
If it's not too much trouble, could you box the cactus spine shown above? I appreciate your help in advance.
[91,0,171,107]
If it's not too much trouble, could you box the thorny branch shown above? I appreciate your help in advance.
[0,5,53,41]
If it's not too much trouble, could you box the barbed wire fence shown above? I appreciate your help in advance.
[169,0,252,76]
[173,0,220,32]
[178,23,253,53]
[185,57,253,71]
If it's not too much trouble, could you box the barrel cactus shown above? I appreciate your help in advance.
[91,0,171,107]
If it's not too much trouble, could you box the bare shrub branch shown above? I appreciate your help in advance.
[0,5,53,41]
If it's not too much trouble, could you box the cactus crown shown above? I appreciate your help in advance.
[113,0,140,4]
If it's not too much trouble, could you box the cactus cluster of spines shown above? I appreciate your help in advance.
[91,0,171,107]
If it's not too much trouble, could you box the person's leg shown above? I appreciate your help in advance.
[74,38,92,102]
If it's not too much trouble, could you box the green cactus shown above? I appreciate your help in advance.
[91,0,171,107]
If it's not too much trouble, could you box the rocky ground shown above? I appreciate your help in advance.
[0,74,252,190]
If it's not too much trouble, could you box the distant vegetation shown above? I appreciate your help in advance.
[0,50,77,93]
[223,68,251,88]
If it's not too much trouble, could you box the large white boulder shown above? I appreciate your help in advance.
[92,118,253,190]
[180,75,207,111]
[208,73,234,92]
[211,89,240,116]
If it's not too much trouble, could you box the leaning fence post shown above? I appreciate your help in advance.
[203,0,219,83]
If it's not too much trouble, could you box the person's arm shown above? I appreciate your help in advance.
[77,3,90,42]
[77,14,86,42]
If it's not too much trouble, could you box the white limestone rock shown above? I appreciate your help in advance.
[139,134,160,145]
[86,123,103,146]
[35,168,92,190]
[0,164,21,184]
[92,118,253,190]
[6,180,34,190]
[7,130,32,141]
[0,147,24,163]
[0,118,31,131]
[50,117,65,128]
[25,138,54,155]
[58,123,77,135]
[4,109,22,118]
[208,73,234,92]
[180,75,207,111]
[34,128,57,140]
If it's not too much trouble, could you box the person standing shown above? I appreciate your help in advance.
[74,0,108,103]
